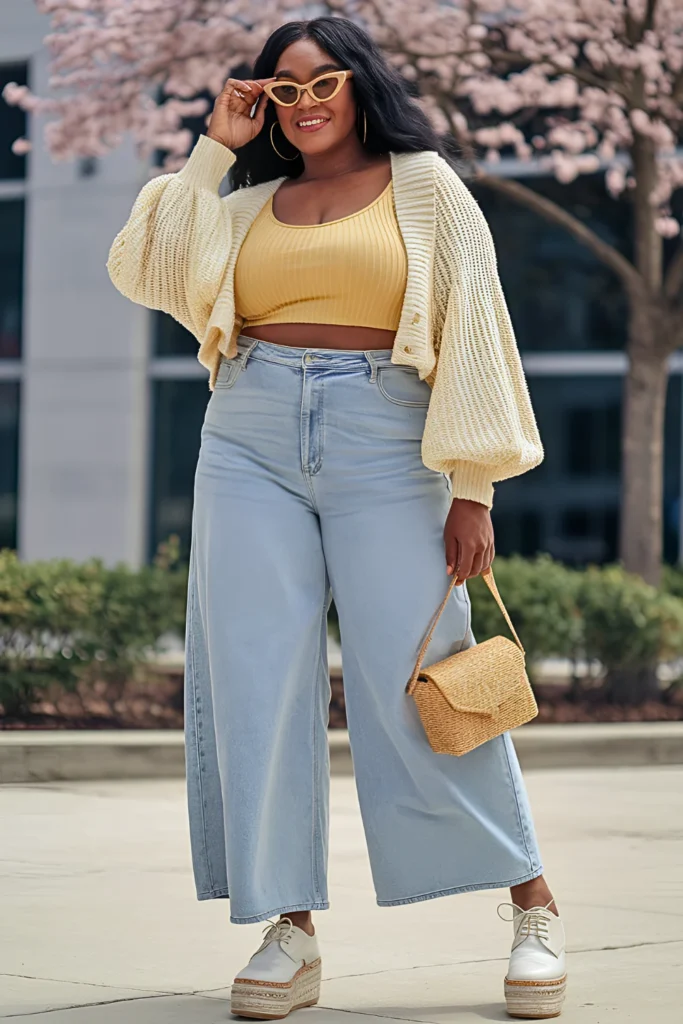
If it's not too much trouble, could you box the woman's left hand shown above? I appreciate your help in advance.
[444,498,495,583]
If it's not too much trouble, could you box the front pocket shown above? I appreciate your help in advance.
[214,354,245,390]
[376,365,431,407]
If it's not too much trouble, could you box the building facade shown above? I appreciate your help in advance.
[2,3,681,567]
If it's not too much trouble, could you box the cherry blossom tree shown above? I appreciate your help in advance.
[5,0,683,585]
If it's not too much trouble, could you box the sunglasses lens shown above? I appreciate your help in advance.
[312,76,341,100]
[271,84,299,105]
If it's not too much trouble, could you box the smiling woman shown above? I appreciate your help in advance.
[106,14,561,1021]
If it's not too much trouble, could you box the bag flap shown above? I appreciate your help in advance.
[418,636,526,717]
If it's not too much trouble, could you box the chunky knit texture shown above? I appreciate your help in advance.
[234,181,407,332]
[107,133,544,507]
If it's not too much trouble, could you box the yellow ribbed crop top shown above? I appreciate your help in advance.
[234,179,408,332]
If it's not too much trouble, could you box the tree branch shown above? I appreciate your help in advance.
[645,0,660,32]
[482,46,629,98]
[476,173,644,293]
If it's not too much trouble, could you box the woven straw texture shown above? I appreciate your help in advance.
[106,134,543,509]
[406,567,538,756]
[413,636,537,756]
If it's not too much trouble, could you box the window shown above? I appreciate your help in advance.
[491,376,681,564]
[0,200,24,358]
[566,403,621,477]
[149,380,211,558]
[474,175,629,352]
[0,383,20,549]
[155,312,198,357]
[0,63,28,181]
[0,63,27,551]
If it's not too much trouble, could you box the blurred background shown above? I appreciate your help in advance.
[2,0,683,730]
[2,5,681,571]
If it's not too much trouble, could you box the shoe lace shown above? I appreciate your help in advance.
[254,917,295,955]
[497,900,555,941]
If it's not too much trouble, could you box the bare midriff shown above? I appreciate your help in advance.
[240,323,396,350]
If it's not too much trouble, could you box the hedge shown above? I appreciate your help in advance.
[0,540,187,717]
[2,546,683,716]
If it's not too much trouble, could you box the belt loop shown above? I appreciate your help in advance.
[364,351,378,383]
[241,337,259,368]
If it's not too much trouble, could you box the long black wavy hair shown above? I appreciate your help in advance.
[229,16,456,189]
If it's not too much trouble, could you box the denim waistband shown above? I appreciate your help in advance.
[236,333,396,373]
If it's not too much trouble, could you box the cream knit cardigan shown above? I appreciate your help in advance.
[107,133,543,508]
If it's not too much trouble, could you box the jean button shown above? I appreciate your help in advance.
[304,353,313,364]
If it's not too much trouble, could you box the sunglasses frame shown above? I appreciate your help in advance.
[263,69,354,107]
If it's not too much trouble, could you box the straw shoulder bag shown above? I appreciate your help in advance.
[405,566,538,756]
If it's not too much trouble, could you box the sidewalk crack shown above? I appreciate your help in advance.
[0,972,170,995]
[317,1008,425,1023]
[2,994,169,1018]
[322,937,683,982]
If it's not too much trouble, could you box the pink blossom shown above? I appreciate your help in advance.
[655,216,680,238]
[1,0,681,233]
[606,165,627,197]
[11,138,32,155]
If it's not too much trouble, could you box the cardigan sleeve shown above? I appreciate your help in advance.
[421,162,544,508]
[106,134,237,341]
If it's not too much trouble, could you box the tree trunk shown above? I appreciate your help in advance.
[619,301,668,587]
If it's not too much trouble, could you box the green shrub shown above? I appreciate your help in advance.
[468,556,683,701]
[466,554,582,669]
[661,564,683,601]
[0,544,188,717]
[4,547,683,718]
[577,565,683,670]
[575,564,683,702]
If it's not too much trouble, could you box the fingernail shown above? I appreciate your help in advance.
[446,565,453,574]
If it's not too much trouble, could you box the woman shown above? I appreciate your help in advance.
[108,16,566,1021]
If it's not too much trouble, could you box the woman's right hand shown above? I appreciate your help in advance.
[206,77,276,151]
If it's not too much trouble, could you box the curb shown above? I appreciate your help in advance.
[1,723,682,784]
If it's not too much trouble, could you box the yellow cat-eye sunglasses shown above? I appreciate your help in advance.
[263,70,354,107]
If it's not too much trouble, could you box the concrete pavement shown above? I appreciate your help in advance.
[1,767,682,1021]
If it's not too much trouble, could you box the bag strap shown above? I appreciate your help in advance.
[405,566,525,696]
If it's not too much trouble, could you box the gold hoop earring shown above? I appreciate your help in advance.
[358,108,367,145]
[270,121,299,161]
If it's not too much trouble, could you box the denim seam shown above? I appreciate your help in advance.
[246,348,391,370]
[365,354,378,383]
[214,348,251,389]
[230,901,330,925]
[299,371,321,513]
[309,375,325,476]
[310,561,328,904]
[502,734,537,872]
[213,365,240,389]
[197,886,230,901]
[187,553,216,895]
[248,351,302,368]
[376,367,431,408]
[376,866,545,907]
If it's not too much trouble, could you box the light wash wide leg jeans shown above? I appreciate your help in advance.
[184,335,543,924]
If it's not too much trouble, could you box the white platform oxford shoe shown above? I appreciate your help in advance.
[498,900,567,1019]
[231,917,322,1020]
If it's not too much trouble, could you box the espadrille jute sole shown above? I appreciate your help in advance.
[504,974,567,1019]
[231,958,322,1020]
